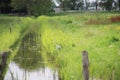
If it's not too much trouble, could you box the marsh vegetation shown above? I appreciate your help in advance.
[0,12,120,80]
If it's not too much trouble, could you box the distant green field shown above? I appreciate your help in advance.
[0,12,120,80]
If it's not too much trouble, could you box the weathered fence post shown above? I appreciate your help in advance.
[10,24,12,34]
[82,51,89,80]
[0,52,9,76]
[112,66,115,80]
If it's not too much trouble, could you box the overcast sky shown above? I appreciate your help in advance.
[89,0,95,1]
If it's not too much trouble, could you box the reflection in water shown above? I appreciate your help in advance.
[4,28,59,80]
[4,61,59,80]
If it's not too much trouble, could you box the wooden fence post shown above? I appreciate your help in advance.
[82,51,89,80]
[0,52,9,72]
[112,66,115,80]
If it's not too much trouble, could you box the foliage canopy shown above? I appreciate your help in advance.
[11,0,52,16]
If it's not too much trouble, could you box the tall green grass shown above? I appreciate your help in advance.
[0,16,37,79]
[0,12,120,80]
[0,16,35,66]
[37,12,120,80]
[0,16,33,51]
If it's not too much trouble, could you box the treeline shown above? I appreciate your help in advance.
[0,0,52,16]
[60,0,120,11]
[0,0,120,16]
[0,0,11,14]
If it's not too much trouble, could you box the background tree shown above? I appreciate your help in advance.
[69,0,80,10]
[31,0,52,15]
[100,0,114,11]
[0,0,1,13]
[0,0,11,14]
[105,0,112,11]
[95,0,98,11]
[85,0,90,10]
[59,0,69,10]
[60,0,83,10]
[11,0,52,16]
[118,0,120,10]
[76,1,83,10]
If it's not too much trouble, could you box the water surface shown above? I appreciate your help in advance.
[4,31,59,80]
[4,61,59,80]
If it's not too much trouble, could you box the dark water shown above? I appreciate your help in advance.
[3,31,59,80]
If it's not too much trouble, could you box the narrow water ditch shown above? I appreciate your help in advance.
[3,28,59,80]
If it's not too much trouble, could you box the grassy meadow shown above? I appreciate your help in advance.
[0,12,120,80]
[37,12,120,80]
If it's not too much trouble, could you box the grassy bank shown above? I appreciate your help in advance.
[38,12,120,80]
[0,16,35,65]
[0,15,37,79]
[0,16,33,51]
